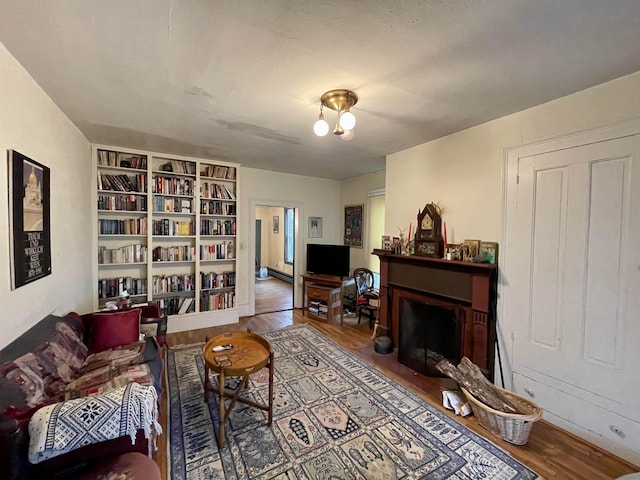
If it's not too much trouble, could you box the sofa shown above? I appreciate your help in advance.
[0,309,164,480]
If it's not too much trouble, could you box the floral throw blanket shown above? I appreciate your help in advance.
[28,382,161,464]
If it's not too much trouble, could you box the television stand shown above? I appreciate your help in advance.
[301,274,354,325]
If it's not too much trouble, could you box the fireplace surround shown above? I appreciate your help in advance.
[373,249,498,380]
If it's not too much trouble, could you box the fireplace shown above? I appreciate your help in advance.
[398,299,463,376]
[373,249,498,380]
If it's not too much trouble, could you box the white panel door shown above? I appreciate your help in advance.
[505,135,640,418]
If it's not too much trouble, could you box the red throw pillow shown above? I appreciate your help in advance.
[85,309,141,354]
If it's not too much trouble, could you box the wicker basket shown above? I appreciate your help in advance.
[461,387,543,445]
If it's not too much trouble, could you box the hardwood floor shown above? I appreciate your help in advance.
[158,310,638,480]
[254,276,293,314]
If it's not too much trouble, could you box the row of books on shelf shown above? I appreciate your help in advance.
[200,165,236,180]
[200,182,235,200]
[137,243,237,262]
[98,277,147,299]
[154,196,192,213]
[98,244,148,265]
[152,219,194,236]
[152,175,194,196]
[201,200,236,216]
[158,160,197,176]
[200,290,235,311]
[97,150,148,170]
[201,271,236,289]
[307,300,328,318]
[200,219,236,236]
[98,172,147,193]
[155,296,195,316]
[152,245,195,262]
[98,194,147,212]
[99,218,147,235]
[200,241,235,260]
[152,273,195,294]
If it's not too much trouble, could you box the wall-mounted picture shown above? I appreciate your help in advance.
[273,215,280,233]
[344,204,364,248]
[8,150,52,289]
[308,216,323,238]
[479,242,499,264]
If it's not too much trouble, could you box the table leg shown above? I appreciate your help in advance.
[268,351,274,425]
[204,364,210,402]
[302,279,307,317]
[218,367,226,446]
[339,283,344,325]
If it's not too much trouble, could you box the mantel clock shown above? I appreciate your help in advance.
[414,203,444,258]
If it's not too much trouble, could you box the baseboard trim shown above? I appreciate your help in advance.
[267,268,293,284]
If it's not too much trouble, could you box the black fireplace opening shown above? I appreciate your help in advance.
[398,299,462,377]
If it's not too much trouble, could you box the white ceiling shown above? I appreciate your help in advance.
[2,1,640,180]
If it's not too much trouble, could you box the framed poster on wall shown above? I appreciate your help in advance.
[308,216,323,238]
[8,150,52,289]
[344,204,364,248]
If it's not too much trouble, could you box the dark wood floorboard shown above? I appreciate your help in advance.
[157,309,638,480]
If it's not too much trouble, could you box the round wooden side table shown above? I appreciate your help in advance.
[202,331,274,447]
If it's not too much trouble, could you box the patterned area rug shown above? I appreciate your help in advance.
[166,324,540,479]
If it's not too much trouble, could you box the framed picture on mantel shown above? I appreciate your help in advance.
[479,242,499,264]
[8,150,52,289]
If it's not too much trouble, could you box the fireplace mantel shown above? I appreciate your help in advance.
[373,249,498,379]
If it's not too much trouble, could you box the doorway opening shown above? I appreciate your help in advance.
[254,205,294,314]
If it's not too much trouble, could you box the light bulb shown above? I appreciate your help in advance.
[341,129,355,141]
[340,111,356,130]
[314,117,329,136]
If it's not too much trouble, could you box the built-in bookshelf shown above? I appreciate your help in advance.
[198,160,237,314]
[93,146,239,332]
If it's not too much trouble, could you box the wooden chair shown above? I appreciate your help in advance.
[353,268,379,329]
[139,304,168,346]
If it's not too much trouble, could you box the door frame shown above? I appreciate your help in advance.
[499,118,640,390]
[248,198,304,317]
[255,219,262,273]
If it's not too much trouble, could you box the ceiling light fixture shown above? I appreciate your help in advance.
[341,129,355,141]
[313,89,358,138]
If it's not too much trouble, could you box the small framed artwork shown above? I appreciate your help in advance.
[479,242,499,264]
[392,236,402,254]
[344,204,364,248]
[308,216,323,238]
[461,239,481,262]
[381,235,392,250]
[447,243,463,261]
[273,215,279,234]
[8,150,52,289]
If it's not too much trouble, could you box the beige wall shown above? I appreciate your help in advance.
[386,71,640,244]
[341,170,385,274]
[0,43,93,348]
[366,193,385,272]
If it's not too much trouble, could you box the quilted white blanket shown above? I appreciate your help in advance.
[28,382,161,464]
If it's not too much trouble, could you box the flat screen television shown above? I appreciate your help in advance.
[306,243,350,278]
